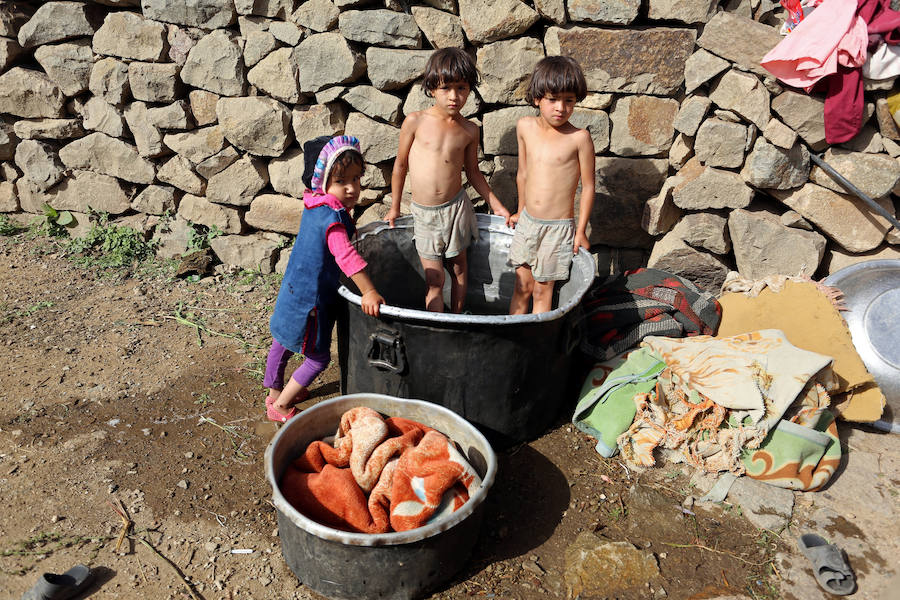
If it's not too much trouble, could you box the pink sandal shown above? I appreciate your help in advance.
[265,395,297,423]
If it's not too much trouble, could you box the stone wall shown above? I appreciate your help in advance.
[0,0,898,285]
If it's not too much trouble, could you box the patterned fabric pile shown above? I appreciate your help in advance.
[280,407,481,533]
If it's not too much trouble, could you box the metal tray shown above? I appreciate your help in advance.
[824,259,900,433]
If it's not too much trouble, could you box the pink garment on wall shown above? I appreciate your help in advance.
[762,0,865,87]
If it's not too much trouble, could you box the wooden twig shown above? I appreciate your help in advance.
[107,500,132,554]
[662,542,769,566]
[133,535,203,600]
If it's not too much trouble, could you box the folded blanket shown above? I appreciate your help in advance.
[581,268,721,361]
[281,408,480,533]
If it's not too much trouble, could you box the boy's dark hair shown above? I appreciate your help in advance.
[422,47,479,97]
[328,149,364,182]
[525,56,588,104]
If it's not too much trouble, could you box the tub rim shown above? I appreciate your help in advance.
[337,213,595,325]
[264,393,498,547]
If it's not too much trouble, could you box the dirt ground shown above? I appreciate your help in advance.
[0,231,895,600]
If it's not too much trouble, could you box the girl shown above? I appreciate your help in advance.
[265,135,384,422]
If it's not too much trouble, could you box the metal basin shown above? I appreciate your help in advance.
[824,259,900,433]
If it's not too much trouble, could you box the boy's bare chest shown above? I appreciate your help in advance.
[528,135,578,166]
[412,122,470,158]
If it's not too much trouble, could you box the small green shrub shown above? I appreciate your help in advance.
[29,203,74,238]
[0,214,26,236]
[67,212,156,269]
[186,223,223,252]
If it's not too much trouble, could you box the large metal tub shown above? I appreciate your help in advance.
[265,393,497,600]
[337,214,595,445]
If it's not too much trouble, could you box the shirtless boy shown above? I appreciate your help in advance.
[509,56,595,315]
[387,47,510,313]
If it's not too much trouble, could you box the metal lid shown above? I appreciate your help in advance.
[824,259,900,433]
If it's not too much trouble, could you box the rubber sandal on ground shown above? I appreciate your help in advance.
[266,400,297,423]
[798,533,856,596]
[21,564,93,600]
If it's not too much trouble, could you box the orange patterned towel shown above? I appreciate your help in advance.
[280,407,481,533]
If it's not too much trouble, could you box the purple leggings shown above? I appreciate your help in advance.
[263,340,330,390]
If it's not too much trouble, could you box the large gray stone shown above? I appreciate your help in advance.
[694,118,747,168]
[0,180,17,212]
[177,194,242,234]
[564,532,660,598]
[647,0,716,23]
[567,0,640,25]
[17,2,98,48]
[142,0,237,30]
[82,97,127,138]
[726,477,794,531]
[648,229,730,293]
[763,117,798,149]
[534,0,566,23]
[147,101,193,130]
[216,96,293,157]
[0,120,18,161]
[152,215,193,259]
[15,140,64,191]
[92,11,167,61]
[342,86,402,125]
[672,160,754,210]
[195,145,240,178]
[808,148,900,199]
[13,119,84,140]
[771,91,827,151]
[0,4,31,39]
[642,175,683,236]
[59,132,155,184]
[296,32,366,93]
[728,208,826,278]
[242,30,278,67]
[459,0,539,44]
[124,102,166,158]
[156,155,205,195]
[668,132,693,169]
[741,137,809,190]
[207,155,269,206]
[269,21,304,46]
[166,24,200,66]
[345,112,399,164]
[132,184,178,215]
[696,12,782,77]
[89,57,130,106]
[210,233,280,273]
[235,0,295,18]
[33,40,93,97]
[291,0,339,32]
[366,48,434,92]
[545,26,696,95]
[411,6,464,49]
[339,10,421,49]
[189,90,219,127]
[482,106,534,155]
[841,123,883,154]
[673,212,730,254]
[673,95,711,137]
[164,126,227,164]
[609,96,679,157]
[683,49,730,94]
[268,148,305,199]
[708,70,770,129]
[58,170,134,215]
[247,47,301,104]
[181,30,246,97]
[0,68,65,118]
[592,156,668,247]
[129,62,182,103]
[570,108,611,154]
[245,193,303,234]
[292,104,347,141]
[0,37,24,74]
[477,38,545,105]
[770,183,894,253]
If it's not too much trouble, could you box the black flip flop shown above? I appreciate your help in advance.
[21,564,93,600]
[798,533,856,596]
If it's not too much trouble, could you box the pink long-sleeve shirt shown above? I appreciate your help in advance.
[303,191,368,277]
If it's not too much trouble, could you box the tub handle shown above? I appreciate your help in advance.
[367,329,407,373]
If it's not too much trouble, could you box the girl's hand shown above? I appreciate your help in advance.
[361,289,384,317]
[573,231,590,255]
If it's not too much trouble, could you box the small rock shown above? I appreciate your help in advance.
[177,479,189,489]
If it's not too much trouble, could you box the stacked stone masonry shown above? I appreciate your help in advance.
[0,0,898,285]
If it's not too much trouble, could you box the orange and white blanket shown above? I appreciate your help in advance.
[280,407,481,533]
